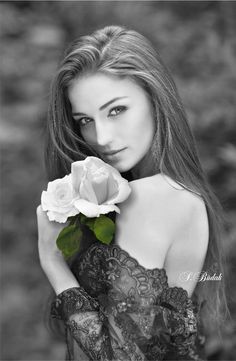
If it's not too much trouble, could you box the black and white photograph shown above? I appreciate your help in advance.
[1,1,236,360]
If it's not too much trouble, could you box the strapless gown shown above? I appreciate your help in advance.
[51,239,207,361]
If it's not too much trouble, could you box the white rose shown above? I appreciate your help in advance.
[71,156,131,217]
[41,174,79,223]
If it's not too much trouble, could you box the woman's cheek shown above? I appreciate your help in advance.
[81,127,95,145]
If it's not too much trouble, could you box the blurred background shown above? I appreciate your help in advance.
[1,1,236,360]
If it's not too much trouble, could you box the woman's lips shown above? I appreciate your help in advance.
[102,148,127,159]
[102,147,127,156]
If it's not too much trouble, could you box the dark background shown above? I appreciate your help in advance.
[1,1,236,360]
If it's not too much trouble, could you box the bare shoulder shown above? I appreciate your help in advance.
[117,172,208,238]
[154,175,210,296]
[126,173,207,217]
[115,173,209,275]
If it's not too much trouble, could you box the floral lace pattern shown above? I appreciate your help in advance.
[51,241,207,361]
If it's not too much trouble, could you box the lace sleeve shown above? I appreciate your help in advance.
[50,286,113,361]
[95,286,206,361]
[158,287,206,360]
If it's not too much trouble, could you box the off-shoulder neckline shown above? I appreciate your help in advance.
[110,242,167,274]
[111,243,204,305]
[83,241,200,301]
[78,240,167,274]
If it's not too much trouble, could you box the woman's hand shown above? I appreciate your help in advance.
[36,204,68,266]
[36,205,79,295]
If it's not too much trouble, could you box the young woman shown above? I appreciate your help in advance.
[36,25,229,361]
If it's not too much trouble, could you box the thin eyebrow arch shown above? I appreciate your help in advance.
[72,96,128,117]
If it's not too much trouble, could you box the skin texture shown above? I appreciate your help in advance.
[68,72,156,178]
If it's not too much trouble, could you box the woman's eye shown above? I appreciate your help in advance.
[109,106,127,117]
[74,106,126,126]
[77,117,92,127]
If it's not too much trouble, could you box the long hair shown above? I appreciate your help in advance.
[43,25,230,339]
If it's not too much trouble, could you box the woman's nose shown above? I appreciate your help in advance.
[94,120,113,147]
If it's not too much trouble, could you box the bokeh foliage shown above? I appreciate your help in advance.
[1,1,236,360]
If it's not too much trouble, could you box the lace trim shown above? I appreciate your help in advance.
[51,286,101,321]
[51,241,206,361]
[73,242,196,305]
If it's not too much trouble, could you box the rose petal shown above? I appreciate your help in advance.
[47,174,71,193]
[106,179,131,204]
[91,171,109,204]
[70,157,132,218]
[47,206,79,222]
[41,191,78,214]
[71,161,84,193]
[106,173,119,201]
[47,211,68,223]
[98,204,120,215]
[74,198,100,218]
[80,168,98,204]
[84,156,107,170]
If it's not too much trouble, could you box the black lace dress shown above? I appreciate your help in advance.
[51,238,207,361]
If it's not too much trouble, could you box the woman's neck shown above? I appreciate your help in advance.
[131,153,157,180]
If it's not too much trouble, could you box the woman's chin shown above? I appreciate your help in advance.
[103,157,129,171]
[116,160,135,172]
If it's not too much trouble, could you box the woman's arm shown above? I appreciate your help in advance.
[36,205,112,361]
[40,253,80,296]
[36,205,79,295]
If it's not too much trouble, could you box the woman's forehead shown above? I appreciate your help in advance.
[68,73,147,109]
[69,72,139,92]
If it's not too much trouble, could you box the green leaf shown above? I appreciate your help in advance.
[79,213,96,232]
[93,215,115,244]
[68,215,77,226]
[56,224,82,260]
[79,213,87,225]
[85,218,96,232]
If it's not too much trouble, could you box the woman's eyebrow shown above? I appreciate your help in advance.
[99,96,128,111]
[72,96,128,116]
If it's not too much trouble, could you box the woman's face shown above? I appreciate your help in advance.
[68,72,156,176]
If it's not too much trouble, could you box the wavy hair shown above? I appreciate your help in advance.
[43,25,230,339]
